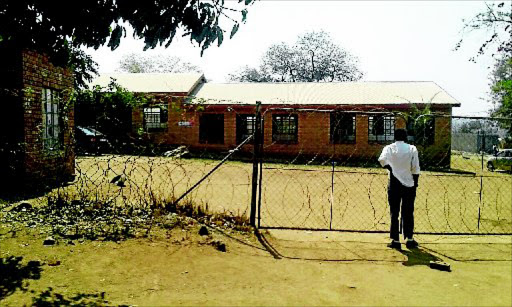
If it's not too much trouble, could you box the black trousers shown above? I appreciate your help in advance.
[388,174,417,241]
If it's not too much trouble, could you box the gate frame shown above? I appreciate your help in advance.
[250,110,512,235]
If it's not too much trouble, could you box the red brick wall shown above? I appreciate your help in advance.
[20,49,75,184]
[137,99,454,168]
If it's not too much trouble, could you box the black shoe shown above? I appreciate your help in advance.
[406,239,419,249]
[387,240,401,250]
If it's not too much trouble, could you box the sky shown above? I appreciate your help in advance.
[84,1,500,116]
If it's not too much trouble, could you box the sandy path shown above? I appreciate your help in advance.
[1,228,510,306]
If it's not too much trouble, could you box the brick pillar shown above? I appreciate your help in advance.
[225,110,236,147]
[355,114,369,147]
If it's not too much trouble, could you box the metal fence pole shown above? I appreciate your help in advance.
[329,161,335,230]
[257,106,264,228]
[250,101,262,227]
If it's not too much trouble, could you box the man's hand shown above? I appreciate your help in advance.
[413,174,419,188]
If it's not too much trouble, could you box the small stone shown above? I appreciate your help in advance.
[198,226,209,236]
[211,240,226,252]
[43,236,56,246]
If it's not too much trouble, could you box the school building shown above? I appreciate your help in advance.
[92,73,460,168]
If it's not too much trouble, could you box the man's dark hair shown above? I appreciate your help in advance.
[395,129,408,141]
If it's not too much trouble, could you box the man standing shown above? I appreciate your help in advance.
[378,129,420,249]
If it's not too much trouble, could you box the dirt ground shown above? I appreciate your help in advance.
[69,155,512,234]
[1,225,511,306]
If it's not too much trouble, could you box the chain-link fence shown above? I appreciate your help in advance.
[2,100,511,236]
[255,109,512,235]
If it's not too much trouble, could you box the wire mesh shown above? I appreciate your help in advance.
[3,99,510,236]
[256,109,512,235]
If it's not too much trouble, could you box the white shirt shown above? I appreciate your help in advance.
[378,141,420,187]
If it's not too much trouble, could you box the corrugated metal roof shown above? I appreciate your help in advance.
[90,73,205,94]
[190,82,460,106]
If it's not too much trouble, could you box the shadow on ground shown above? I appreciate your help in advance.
[258,230,512,262]
[256,230,405,262]
[0,257,109,305]
[398,247,441,267]
[30,287,109,306]
[420,242,512,262]
[0,179,74,204]
[0,256,42,300]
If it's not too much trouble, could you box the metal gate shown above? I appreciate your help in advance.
[250,107,512,235]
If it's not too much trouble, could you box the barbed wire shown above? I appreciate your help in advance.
[2,103,510,239]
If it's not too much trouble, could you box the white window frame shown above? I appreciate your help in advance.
[143,106,168,130]
[42,88,61,150]
[369,115,395,143]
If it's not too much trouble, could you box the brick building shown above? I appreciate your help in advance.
[0,47,75,190]
[92,74,460,168]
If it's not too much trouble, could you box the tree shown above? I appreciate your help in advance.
[229,66,271,82]
[489,54,512,119]
[0,0,254,88]
[229,30,363,82]
[117,53,202,74]
[455,1,512,61]
[455,2,512,121]
[73,79,148,147]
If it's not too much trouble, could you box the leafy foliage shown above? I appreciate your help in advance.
[229,30,363,82]
[0,0,254,54]
[490,54,512,119]
[455,2,511,122]
[117,52,202,74]
[0,0,254,89]
[68,48,99,90]
[453,119,501,134]
[74,79,148,147]
[405,104,436,146]
[455,1,512,61]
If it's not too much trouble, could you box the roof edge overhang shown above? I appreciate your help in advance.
[182,102,461,108]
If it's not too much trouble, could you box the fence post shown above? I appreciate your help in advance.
[250,101,262,227]
[257,104,264,228]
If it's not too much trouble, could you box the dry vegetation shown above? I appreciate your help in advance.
[61,153,512,234]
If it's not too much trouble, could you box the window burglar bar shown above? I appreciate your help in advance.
[272,114,298,143]
[369,115,395,143]
[237,115,256,144]
[42,88,61,150]
[331,113,356,144]
[144,107,168,130]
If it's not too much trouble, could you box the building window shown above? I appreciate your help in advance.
[199,113,224,144]
[143,106,168,130]
[330,113,356,144]
[42,88,62,150]
[272,114,298,144]
[236,114,256,144]
[368,115,395,143]
[407,117,435,145]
